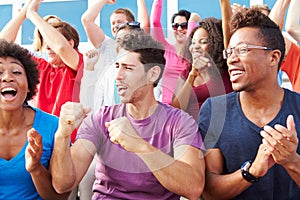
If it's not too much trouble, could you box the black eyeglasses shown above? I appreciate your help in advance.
[172,22,188,30]
[223,43,273,59]
[117,21,141,31]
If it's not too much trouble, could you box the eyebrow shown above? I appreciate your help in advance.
[115,62,136,67]
[0,60,24,67]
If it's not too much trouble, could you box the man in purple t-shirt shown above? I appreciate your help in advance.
[50,31,205,200]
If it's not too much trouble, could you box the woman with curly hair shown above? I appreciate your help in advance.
[0,39,69,199]
[172,17,233,120]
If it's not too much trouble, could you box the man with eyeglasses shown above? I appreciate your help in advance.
[199,8,300,199]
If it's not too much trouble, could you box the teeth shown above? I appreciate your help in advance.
[231,70,244,76]
[1,87,16,92]
[117,85,126,89]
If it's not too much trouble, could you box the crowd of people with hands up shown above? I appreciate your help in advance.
[0,0,300,199]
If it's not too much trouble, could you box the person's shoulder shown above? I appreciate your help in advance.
[284,88,300,99]
[32,106,58,122]
[33,55,47,63]
[199,92,237,116]
[158,101,194,119]
[291,42,300,50]
[29,106,59,139]
[204,92,236,105]
[100,36,116,48]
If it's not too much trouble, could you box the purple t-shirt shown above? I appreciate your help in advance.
[77,102,203,199]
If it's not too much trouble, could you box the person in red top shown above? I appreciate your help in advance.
[269,0,300,93]
[0,0,83,142]
[33,21,83,117]
[280,42,300,92]
[0,0,83,116]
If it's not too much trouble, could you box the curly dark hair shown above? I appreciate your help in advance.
[117,31,165,87]
[230,8,285,68]
[183,17,227,73]
[0,39,39,104]
[171,9,191,23]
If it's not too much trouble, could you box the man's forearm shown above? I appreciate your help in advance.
[204,170,252,200]
[50,132,76,194]
[31,165,70,200]
[137,145,204,200]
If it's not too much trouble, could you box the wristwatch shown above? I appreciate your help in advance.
[241,160,260,183]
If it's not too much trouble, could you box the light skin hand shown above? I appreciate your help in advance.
[22,0,33,11]
[188,67,199,78]
[58,102,91,138]
[189,13,201,23]
[26,0,40,18]
[105,117,148,153]
[84,49,100,71]
[105,0,117,4]
[261,115,299,167]
[25,128,43,175]
[192,55,212,72]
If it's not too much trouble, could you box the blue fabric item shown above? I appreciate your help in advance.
[114,79,120,104]
[198,89,300,199]
[0,107,58,200]
[278,69,283,86]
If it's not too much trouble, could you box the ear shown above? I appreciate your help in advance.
[147,65,161,84]
[269,49,281,69]
[68,39,75,48]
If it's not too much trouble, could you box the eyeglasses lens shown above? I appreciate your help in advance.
[172,22,188,30]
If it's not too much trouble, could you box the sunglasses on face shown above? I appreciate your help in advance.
[172,22,188,30]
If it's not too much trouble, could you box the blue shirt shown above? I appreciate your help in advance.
[199,89,300,199]
[0,107,58,200]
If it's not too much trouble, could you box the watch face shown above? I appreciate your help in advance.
[241,161,251,171]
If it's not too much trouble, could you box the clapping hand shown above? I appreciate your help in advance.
[261,115,299,167]
[25,128,43,174]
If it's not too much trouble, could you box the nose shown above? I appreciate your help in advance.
[193,43,201,50]
[227,51,239,64]
[115,67,124,81]
[177,25,183,31]
[44,43,51,50]
[113,25,118,32]
[190,43,202,53]
[1,71,14,82]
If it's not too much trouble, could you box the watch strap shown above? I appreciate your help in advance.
[241,160,260,183]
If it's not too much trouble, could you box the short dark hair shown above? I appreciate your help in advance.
[171,9,191,23]
[230,8,285,68]
[117,32,165,87]
[0,39,39,103]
